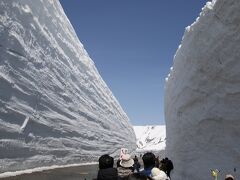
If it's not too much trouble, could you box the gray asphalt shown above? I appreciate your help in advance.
[0,157,146,180]
[0,164,99,180]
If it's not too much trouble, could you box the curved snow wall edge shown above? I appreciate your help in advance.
[165,0,240,179]
[0,0,136,172]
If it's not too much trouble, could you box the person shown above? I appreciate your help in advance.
[155,156,160,168]
[160,157,173,178]
[128,173,151,180]
[225,174,235,180]
[140,152,156,176]
[117,159,121,167]
[133,155,141,172]
[150,167,169,180]
[118,154,134,179]
[97,154,118,180]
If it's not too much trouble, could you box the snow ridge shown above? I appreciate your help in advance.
[0,0,135,172]
[134,125,166,151]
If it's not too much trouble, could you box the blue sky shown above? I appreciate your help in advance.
[60,0,208,125]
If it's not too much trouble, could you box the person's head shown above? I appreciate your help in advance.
[98,154,114,169]
[225,174,234,180]
[142,152,156,169]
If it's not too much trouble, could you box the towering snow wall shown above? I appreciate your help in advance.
[165,0,240,179]
[0,0,136,172]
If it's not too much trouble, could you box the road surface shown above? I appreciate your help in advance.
[0,163,99,180]
[0,158,145,180]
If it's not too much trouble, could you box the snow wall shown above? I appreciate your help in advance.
[165,0,240,179]
[0,0,136,172]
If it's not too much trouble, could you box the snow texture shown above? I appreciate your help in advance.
[133,126,166,151]
[165,0,240,179]
[0,0,136,172]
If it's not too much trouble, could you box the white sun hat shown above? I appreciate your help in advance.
[151,167,169,180]
[120,154,134,168]
[225,174,234,179]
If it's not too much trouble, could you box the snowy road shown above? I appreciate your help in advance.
[0,163,98,180]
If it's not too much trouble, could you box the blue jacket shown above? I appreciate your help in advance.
[140,167,153,176]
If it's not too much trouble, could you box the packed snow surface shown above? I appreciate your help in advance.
[133,126,166,151]
[165,0,240,179]
[0,0,136,172]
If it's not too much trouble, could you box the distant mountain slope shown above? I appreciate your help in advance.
[133,125,166,151]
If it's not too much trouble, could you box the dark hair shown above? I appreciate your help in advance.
[225,178,234,180]
[98,154,114,169]
[142,152,155,169]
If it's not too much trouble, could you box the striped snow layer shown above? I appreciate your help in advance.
[0,0,136,172]
[165,0,240,179]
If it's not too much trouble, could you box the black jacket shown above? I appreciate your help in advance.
[97,168,118,180]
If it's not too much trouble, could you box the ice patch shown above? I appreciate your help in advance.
[20,116,29,132]
[22,5,32,14]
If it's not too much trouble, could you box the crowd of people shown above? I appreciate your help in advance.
[94,152,235,180]
[95,152,173,180]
